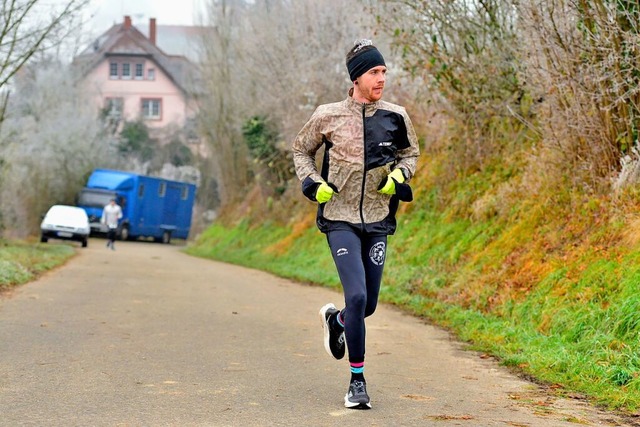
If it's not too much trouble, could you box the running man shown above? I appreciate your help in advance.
[101,198,122,250]
[292,39,420,409]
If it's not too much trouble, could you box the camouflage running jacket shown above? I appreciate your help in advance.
[292,95,420,235]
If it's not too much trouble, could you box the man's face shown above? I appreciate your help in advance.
[354,65,387,103]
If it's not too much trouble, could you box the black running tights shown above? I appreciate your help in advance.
[326,230,387,363]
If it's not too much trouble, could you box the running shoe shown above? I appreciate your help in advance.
[319,303,345,360]
[344,380,371,409]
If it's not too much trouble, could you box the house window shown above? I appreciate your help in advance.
[105,97,123,118]
[122,63,131,79]
[109,62,118,79]
[135,63,144,79]
[141,98,161,120]
[147,68,155,80]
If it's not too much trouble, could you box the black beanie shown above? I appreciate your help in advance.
[347,47,386,82]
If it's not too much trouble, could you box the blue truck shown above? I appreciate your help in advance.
[77,169,197,243]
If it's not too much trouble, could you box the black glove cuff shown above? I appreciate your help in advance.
[302,177,320,202]
[395,182,413,202]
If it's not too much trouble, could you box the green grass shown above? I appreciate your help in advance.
[0,240,76,291]
[187,219,340,288]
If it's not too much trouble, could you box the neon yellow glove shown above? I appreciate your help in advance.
[316,182,336,203]
[378,168,406,195]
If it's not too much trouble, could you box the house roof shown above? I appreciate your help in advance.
[137,24,207,63]
[73,18,200,94]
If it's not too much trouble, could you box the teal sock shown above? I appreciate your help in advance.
[336,311,345,328]
[331,311,344,332]
[350,362,365,382]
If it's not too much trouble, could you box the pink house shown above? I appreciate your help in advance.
[74,16,198,136]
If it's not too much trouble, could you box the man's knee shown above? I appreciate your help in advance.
[346,292,367,312]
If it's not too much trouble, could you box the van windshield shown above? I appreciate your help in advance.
[77,189,117,208]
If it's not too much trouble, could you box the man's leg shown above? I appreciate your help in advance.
[361,235,387,318]
[326,230,367,362]
[326,230,372,409]
[108,228,116,249]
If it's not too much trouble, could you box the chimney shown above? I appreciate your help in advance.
[124,15,132,29]
[149,18,156,45]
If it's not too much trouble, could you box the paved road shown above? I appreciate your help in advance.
[0,240,633,426]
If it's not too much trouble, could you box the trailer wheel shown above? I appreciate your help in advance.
[161,230,171,244]
[119,226,130,241]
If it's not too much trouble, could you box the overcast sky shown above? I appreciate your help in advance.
[86,0,206,32]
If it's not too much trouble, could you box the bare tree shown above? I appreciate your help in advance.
[0,0,88,122]
[520,0,640,189]
[197,0,251,206]
[0,60,117,237]
[376,0,524,174]
[378,0,640,191]
[0,0,90,235]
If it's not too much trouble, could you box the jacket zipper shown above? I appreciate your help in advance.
[359,104,367,229]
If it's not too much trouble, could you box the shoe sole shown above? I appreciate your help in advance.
[344,395,372,409]
[319,303,339,359]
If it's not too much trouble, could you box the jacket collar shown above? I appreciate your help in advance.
[345,92,379,115]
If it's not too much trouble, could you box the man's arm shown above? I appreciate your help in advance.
[395,109,420,180]
[292,108,324,184]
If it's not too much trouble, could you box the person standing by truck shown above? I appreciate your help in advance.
[101,198,122,250]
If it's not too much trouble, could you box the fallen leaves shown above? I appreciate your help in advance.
[426,414,475,421]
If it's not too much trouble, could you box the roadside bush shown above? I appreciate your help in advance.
[242,116,294,196]
[520,0,640,191]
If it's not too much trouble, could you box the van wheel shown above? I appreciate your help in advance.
[119,226,129,241]
[40,235,48,243]
[162,231,171,244]
[82,238,88,248]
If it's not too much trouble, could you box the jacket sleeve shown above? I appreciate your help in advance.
[395,108,420,180]
[292,108,325,200]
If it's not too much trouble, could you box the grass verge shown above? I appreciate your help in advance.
[0,239,76,292]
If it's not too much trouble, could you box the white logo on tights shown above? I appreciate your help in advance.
[369,242,386,266]
[336,248,349,257]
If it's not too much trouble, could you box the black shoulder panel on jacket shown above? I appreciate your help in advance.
[364,109,410,170]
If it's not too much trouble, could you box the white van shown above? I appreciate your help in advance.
[40,205,90,248]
